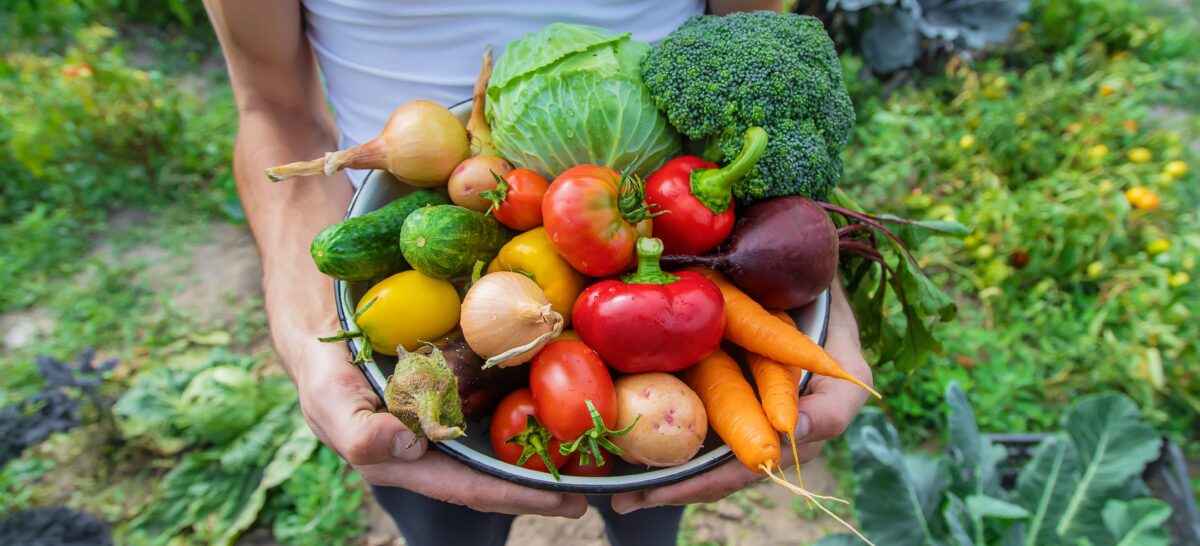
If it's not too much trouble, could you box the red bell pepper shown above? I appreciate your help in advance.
[572,237,725,373]
[645,127,768,255]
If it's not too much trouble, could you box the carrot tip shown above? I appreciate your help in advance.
[760,463,874,546]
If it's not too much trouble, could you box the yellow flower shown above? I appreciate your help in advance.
[1146,239,1171,256]
[958,134,976,150]
[1163,160,1188,180]
[1088,144,1109,160]
[1168,271,1190,288]
[1128,147,1152,164]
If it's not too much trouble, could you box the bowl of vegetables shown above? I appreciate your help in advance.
[274,15,886,497]
[333,128,829,493]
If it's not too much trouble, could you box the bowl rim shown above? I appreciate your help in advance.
[331,99,831,493]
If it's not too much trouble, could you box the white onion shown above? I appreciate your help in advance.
[461,272,563,368]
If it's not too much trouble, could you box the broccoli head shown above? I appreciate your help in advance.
[641,11,854,202]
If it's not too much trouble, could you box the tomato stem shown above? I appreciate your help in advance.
[617,170,665,225]
[621,237,679,285]
[480,170,510,215]
[558,399,639,465]
[317,297,379,365]
[507,415,562,481]
[690,126,767,214]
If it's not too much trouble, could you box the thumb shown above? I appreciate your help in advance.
[297,342,429,465]
[339,407,430,465]
[794,376,866,444]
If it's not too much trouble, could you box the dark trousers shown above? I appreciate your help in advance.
[371,486,685,546]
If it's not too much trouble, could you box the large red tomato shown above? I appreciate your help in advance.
[529,340,634,463]
[490,388,568,478]
[542,165,653,277]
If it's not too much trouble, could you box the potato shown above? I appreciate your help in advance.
[611,372,707,467]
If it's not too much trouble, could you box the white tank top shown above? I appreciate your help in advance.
[302,0,705,187]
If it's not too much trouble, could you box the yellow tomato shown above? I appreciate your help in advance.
[958,134,976,150]
[1127,147,1152,164]
[1087,144,1109,160]
[356,270,460,354]
[1146,239,1172,256]
[1168,271,1190,289]
[1164,160,1188,180]
[1086,262,1106,279]
[1125,186,1161,211]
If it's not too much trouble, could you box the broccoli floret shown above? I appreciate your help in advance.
[641,11,854,203]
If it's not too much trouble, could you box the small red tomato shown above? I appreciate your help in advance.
[542,165,654,277]
[482,168,548,231]
[561,451,615,477]
[490,388,568,478]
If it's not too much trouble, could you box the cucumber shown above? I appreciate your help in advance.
[400,205,509,279]
[311,189,450,281]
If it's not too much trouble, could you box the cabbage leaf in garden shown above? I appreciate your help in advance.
[815,383,1173,546]
[486,23,680,179]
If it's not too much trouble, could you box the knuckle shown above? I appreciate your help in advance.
[338,433,378,466]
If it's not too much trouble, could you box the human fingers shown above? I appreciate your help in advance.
[356,449,589,518]
[295,339,428,465]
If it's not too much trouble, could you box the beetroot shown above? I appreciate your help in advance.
[661,197,838,310]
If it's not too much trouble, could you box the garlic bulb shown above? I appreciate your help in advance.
[461,272,564,368]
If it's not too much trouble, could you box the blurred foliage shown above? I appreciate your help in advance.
[0,0,1197,542]
[843,0,1200,457]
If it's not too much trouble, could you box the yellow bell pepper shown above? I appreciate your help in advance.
[488,227,587,326]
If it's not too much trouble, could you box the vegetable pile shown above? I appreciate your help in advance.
[269,11,960,543]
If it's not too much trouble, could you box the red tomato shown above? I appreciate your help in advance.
[561,452,616,477]
[490,388,568,475]
[485,168,548,231]
[529,340,618,441]
[542,165,654,277]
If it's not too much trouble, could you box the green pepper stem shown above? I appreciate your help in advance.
[621,238,679,285]
[690,126,768,214]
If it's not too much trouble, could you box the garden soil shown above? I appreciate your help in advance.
[110,216,846,545]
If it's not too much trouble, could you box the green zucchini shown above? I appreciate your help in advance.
[400,205,509,279]
[311,189,450,281]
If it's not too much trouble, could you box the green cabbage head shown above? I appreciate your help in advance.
[178,365,260,444]
[487,23,681,179]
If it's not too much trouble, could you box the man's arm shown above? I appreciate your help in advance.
[202,0,586,518]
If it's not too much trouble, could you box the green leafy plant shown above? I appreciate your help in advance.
[817,382,1172,546]
[268,447,368,546]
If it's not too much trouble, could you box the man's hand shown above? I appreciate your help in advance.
[610,281,871,513]
[292,336,588,517]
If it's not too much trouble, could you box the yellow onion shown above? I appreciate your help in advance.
[265,99,469,187]
[461,272,563,368]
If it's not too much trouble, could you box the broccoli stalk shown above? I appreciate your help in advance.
[641,11,855,203]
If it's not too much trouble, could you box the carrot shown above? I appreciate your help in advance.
[683,349,779,473]
[687,266,880,399]
[685,349,875,546]
[749,311,806,487]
